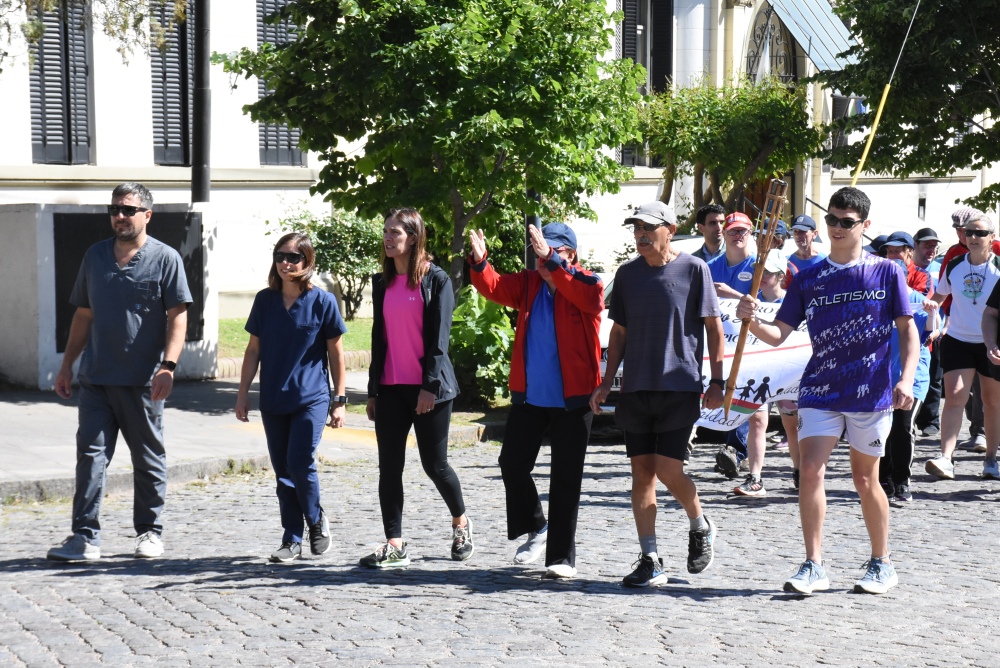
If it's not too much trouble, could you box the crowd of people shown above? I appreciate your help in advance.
[45,182,999,598]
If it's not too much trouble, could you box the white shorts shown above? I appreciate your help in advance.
[797,408,892,457]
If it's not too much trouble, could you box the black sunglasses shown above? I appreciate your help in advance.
[824,214,865,229]
[625,221,666,233]
[966,229,993,238]
[273,251,305,264]
[107,204,149,217]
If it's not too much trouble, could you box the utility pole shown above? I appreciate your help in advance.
[192,0,211,202]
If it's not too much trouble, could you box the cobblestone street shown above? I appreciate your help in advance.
[2,431,998,666]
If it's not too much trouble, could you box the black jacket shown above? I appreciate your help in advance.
[368,263,459,403]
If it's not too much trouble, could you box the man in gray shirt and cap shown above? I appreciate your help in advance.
[591,201,724,587]
[48,182,193,562]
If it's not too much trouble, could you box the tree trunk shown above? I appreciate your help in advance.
[659,157,674,204]
[692,161,705,210]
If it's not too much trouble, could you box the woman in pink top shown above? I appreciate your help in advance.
[360,208,473,569]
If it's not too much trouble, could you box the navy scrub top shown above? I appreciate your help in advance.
[245,287,347,414]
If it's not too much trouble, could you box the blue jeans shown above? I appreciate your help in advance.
[726,420,749,463]
[73,383,167,545]
[261,397,329,544]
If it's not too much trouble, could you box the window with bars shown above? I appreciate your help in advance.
[151,2,195,166]
[257,0,304,166]
[29,1,91,165]
[617,0,672,167]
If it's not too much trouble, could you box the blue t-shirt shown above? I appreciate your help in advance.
[708,254,756,295]
[775,255,913,413]
[890,290,932,403]
[524,286,564,407]
[245,287,347,414]
[788,253,827,273]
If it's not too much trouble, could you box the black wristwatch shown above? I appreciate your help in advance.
[709,378,725,389]
[329,395,348,407]
[159,360,177,371]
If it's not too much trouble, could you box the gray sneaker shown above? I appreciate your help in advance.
[963,434,988,453]
[783,559,829,594]
[270,542,302,563]
[134,531,164,558]
[47,534,100,562]
[925,455,955,480]
[984,457,1000,480]
[513,525,548,564]
[360,541,410,569]
[451,517,475,561]
[854,557,898,594]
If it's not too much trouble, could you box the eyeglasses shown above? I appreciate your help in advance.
[725,228,750,238]
[273,251,305,264]
[626,222,666,233]
[824,214,865,229]
[107,204,149,217]
[965,229,993,238]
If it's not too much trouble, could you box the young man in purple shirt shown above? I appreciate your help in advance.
[736,187,918,595]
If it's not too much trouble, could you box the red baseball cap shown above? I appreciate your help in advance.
[724,212,753,231]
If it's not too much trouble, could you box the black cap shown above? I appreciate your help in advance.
[914,227,941,243]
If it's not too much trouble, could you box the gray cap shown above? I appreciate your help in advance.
[625,201,677,227]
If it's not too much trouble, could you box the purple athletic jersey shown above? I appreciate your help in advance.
[775,254,913,412]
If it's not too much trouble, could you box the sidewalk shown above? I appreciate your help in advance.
[0,369,491,503]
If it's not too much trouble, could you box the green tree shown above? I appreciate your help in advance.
[278,207,382,321]
[217,0,645,291]
[817,0,1000,211]
[643,77,826,224]
[1,0,186,72]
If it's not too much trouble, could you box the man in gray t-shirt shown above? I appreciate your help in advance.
[591,201,724,588]
[47,182,192,563]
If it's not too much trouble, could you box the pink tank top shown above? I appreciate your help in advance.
[381,277,425,385]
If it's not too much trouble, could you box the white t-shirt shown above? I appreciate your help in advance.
[937,255,1000,343]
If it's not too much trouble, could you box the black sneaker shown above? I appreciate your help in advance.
[879,480,894,498]
[687,516,716,574]
[891,482,912,507]
[792,469,800,491]
[715,446,739,479]
[360,541,410,569]
[622,554,667,587]
[270,542,302,563]
[733,473,766,497]
[308,508,331,555]
[451,517,475,561]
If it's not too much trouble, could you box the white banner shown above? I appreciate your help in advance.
[696,298,811,431]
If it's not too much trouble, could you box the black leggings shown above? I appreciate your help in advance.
[374,384,466,539]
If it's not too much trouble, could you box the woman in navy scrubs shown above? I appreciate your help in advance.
[360,207,473,569]
[235,232,348,563]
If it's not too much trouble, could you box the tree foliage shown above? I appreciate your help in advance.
[217,0,645,291]
[818,0,1000,210]
[449,285,514,407]
[643,77,826,222]
[277,207,382,321]
[0,0,186,72]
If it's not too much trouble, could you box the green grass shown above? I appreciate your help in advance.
[218,317,373,360]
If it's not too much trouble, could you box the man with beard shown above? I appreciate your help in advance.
[47,183,192,562]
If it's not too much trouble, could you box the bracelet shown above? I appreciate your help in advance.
[709,378,725,388]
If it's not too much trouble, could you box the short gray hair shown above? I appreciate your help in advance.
[112,182,153,208]
[965,213,994,232]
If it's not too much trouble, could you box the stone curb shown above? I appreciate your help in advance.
[0,422,503,505]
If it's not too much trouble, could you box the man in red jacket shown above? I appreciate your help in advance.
[468,222,603,580]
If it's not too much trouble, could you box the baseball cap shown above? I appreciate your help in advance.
[882,231,914,249]
[763,249,786,274]
[864,234,889,254]
[790,214,816,232]
[914,227,941,243]
[541,222,577,250]
[625,201,676,227]
[724,212,753,231]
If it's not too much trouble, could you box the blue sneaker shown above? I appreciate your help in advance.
[783,559,829,594]
[854,557,898,594]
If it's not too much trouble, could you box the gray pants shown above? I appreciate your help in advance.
[72,382,167,544]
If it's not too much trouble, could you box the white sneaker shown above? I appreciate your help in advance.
[544,561,577,579]
[134,532,164,558]
[963,434,988,453]
[513,526,547,564]
[925,455,955,480]
[46,534,100,561]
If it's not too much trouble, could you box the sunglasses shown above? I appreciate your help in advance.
[824,214,865,229]
[725,228,751,237]
[626,222,666,233]
[273,251,305,264]
[965,229,993,238]
[107,204,149,217]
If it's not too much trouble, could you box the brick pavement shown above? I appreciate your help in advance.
[1,429,998,666]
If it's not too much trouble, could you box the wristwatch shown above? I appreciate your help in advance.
[709,378,725,388]
[329,395,348,406]
[159,360,177,371]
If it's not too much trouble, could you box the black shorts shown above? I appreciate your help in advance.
[616,391,700,460]
[940,335,1000,380]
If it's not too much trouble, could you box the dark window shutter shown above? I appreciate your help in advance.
[257,0,304,166]
[151,2,194,165]
[649,0,672,94]
[30,1,90,165]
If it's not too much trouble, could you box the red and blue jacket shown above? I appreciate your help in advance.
[469,250,604,410]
